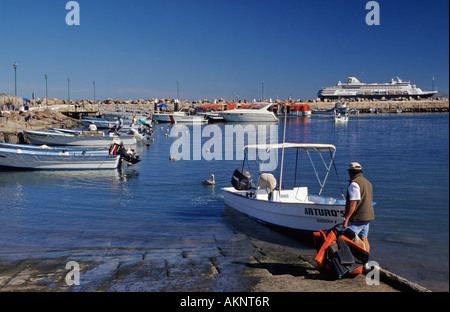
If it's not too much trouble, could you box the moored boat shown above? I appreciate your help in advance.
[0,142,140,170]
[312,108,335,115]
[221,143,347,232]
[23,129,137,147]
[218,103,278,122]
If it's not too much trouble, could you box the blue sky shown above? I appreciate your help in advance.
[0,0,448,101]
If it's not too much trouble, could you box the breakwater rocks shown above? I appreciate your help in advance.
[309,99,449,113]
[101,98,449,114]
[0,109,82,143]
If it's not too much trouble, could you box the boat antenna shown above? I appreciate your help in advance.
[278,103,288,197]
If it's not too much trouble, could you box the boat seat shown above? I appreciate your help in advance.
[82,131,105,136]
[294,187,308,202]
[259,173,277,191]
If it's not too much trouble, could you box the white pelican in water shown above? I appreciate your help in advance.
[202,174,215,185]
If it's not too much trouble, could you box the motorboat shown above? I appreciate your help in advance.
[81,116,152,130]
[23,129,137,147]
[152,107,207,123]
[333,104,349,123]
[333,115,349,123]
[168,114,207,123]
[0,142,108,153]
[311,108,335,115]
[221,143,347,232]
[0,141,140,170]
[218,103,278,122]
[81,117,116,129]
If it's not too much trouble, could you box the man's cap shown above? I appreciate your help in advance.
[348,162,362,171]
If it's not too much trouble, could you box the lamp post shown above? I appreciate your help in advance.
[45,74,48,108]
[68,78,71,103]
[262,80,265,102]
[13,62,18,96]
[93,81,96,103]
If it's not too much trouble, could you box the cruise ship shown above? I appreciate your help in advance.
[318,76,438,100]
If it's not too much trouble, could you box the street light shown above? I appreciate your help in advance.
[93,81,96,103]
[262,80,265,102]
[45,74,48,108]
[68,78,71,103]
[13,62,18,96]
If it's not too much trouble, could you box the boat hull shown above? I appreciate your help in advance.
[0,147,120,170]
[222,187,345,232]
[170,115,207,123]
[319,92,437,100]
[23,130,136,147]
[333,116,349,123]
[219,112,278,122]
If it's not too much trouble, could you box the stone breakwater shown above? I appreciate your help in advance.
[0,109,82,144]
[309,99,449,113]
[0,99,448,144]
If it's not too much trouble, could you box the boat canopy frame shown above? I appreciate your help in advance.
[242,143,344,198]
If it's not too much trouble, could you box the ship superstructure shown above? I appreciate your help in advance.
[318,76,437,100]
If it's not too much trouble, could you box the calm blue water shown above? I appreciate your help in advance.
[0,113,448,291]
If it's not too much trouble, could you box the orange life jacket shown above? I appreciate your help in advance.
[313,227,369,278]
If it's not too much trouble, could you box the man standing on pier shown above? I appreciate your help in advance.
[343,162,374,252]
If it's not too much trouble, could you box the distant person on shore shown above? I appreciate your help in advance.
[88,122,97,131]
[25,114,32,128]
[109,125,119,135]
[117,117,123,130]
[343,162,374,252]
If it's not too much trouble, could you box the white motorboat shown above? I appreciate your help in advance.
[81,117,116,129]
[0,142,108,153]
[221,143,347,232]
[169,114,207,123]
[333,104,349,123]
[333,115,349,123]
[218,103,278,122]
[152,107,207,123]
[81,116,152,129]
[23,129,137,147]
[0,142,140,170]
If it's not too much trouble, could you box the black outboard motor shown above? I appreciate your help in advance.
[109,142,141,165]
[231,168,254,190]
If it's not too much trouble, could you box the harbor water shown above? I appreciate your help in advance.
[0,113,448,291]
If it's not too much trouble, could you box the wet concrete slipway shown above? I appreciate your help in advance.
[0,208,430,293]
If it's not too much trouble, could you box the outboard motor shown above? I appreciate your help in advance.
[109,142,141,165]
[231,168,254,190]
